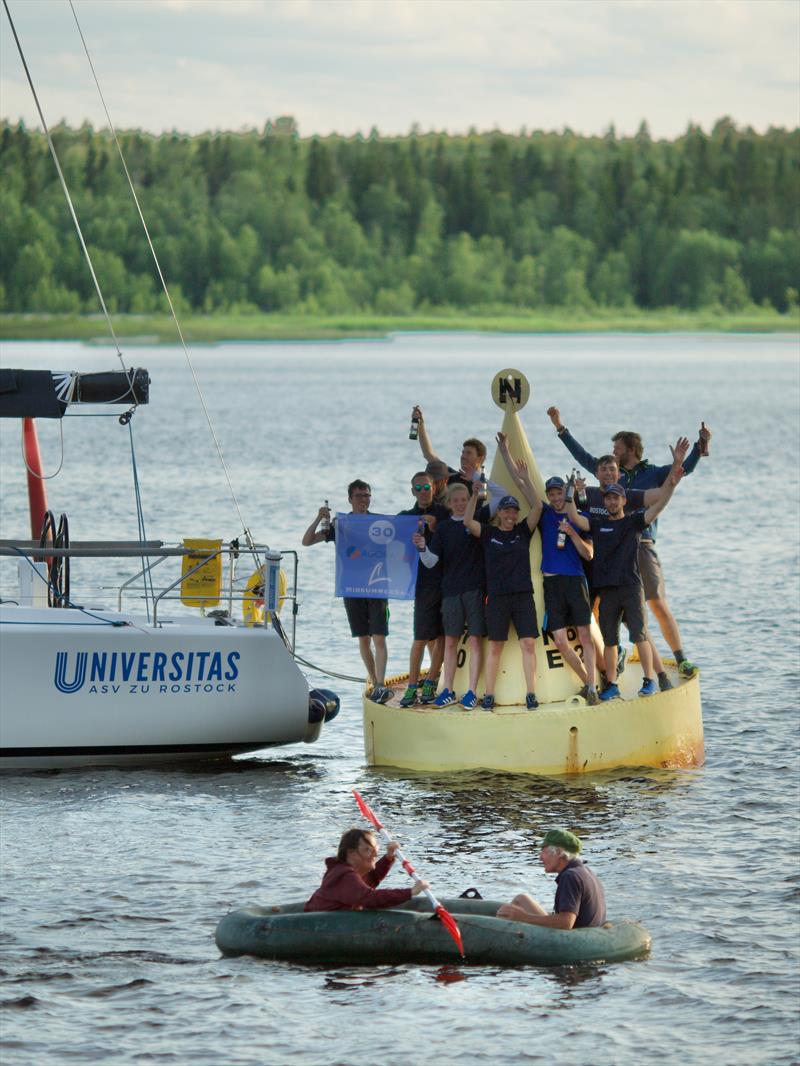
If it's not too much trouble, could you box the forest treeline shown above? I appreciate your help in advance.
[1,116,798,317]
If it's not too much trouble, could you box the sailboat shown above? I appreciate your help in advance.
[362,368,704,776]
[0,8,339,769]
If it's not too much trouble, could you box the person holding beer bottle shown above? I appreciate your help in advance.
[397,473,449,707]
[301,480,391,704]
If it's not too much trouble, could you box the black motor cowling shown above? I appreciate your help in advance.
[308,688,340,724]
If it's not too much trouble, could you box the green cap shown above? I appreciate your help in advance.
[541,829,582,854]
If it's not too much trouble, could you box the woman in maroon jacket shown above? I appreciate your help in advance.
[305,828,429,912]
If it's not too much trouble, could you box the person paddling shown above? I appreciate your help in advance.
[497,829,606,929]
[304,828,429,912]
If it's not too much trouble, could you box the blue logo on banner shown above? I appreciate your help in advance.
[334,514,420,600]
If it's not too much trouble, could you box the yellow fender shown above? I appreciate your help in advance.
[243,566,287,626]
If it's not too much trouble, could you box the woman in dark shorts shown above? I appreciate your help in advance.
[464,482,540,711]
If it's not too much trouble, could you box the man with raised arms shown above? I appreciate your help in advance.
[564,439,688,699]
[497,829,606,930]
[413,482,486,709]
[584,452,682,691]
[410,404,505,516]
[397,472,449,707]
[302,479,391,704]
[548,406,710,679]
[495,434,598,704]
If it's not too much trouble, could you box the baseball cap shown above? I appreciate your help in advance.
[545,476,566,490]
[497,495,520,510]
[603,483,627,498]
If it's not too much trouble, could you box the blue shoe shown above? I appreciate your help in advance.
[599,683,621,701]
[460,689,477,709]
[638,678,657,697]
[433,688,457,707]
[481,694,495,711]
[369,685,392,704]
[525,693,539,710]
[616,645,627,678]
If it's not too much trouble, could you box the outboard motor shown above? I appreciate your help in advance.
[308,688,340,725]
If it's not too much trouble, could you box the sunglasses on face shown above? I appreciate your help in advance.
[413,483,432,492]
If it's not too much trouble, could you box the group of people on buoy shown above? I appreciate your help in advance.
[302,403,711,708]
[305,824,605,930]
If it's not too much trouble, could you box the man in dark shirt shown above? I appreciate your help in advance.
[497,829,606,929]
[585,454,674,691]
[548,405,710,679]
[415,482,486,707]
[411,405,506,515]
[397,472,449,706]
[566,439,687,699]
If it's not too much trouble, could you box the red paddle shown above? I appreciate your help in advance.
[352,789,465,957]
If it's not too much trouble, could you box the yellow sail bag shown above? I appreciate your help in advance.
[180,539,223,607]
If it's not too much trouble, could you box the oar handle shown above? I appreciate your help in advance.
[373,827,443,912]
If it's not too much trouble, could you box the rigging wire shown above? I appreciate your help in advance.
[67,0,255,550]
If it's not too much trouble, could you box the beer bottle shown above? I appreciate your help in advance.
[699,422,709,457]
[575,470,587,507]
[417,518,425,551]
[409,409,420,440]
[320,500,330,533]
[565,473,575,504]
[557,522,567,550]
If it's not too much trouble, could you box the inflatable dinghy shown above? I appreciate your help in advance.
[215,897,651,967]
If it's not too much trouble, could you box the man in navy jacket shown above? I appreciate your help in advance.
[547,406,711,679]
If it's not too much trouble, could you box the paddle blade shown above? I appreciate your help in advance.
[352,789,383,830]
[435,905,465,958]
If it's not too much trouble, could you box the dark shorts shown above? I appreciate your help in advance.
[543,574,592,631]
[486,591,539,642]
[413,589,443,641]
[638,541,666,602]
[343,597,389,638]
[441,588,486,637]
[596,585,648,645]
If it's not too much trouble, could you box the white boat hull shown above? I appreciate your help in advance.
[0,605,321,768]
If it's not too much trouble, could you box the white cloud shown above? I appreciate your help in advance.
[1,0,797,136]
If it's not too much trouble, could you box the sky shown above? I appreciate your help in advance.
[1,0,798,140]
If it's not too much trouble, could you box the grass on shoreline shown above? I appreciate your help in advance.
[0,307,796,344]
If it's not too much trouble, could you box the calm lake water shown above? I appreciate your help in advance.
[1,333,798,1066]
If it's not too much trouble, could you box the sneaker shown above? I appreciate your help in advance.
[638,678,657,697]
[678,659,698,679]
[369,685,392,704]
[586,688,600,706]
[658,673,673,692]
[481,694,495,711]
[525,693,539,710]
[399,685,418,708]
[616,646,627,678]
[419,679,437,704]
[577,685,589,700]
[433,688,457,707]
[599,683,621,701]
[460,689,477,710]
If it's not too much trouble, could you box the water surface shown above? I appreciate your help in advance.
[1,333,798,1066]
